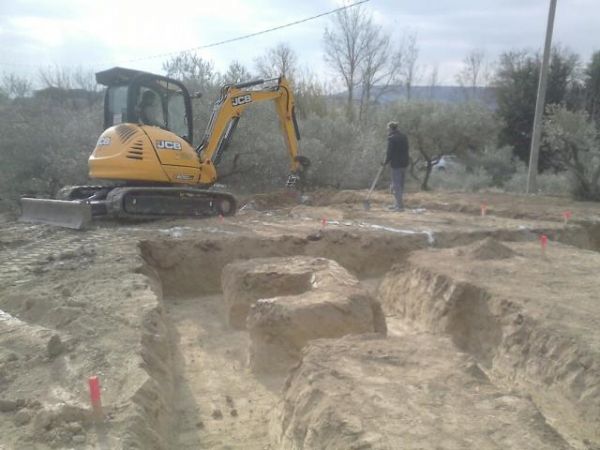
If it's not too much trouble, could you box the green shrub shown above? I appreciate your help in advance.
[429,167,494,192]
[504,167,571,196]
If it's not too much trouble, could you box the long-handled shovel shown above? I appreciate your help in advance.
[363,164,385,211]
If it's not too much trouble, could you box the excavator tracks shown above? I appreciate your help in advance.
[20,185,237,229]
[105,187,237,219]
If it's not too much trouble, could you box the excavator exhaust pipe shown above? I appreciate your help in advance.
[19,198,92,230]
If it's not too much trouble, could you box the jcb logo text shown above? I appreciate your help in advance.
[156,140,182,150]
[232,94,252,107]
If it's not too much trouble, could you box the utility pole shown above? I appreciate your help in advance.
[526,0,558,194]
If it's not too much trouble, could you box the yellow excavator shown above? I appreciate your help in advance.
[20,67,309,229]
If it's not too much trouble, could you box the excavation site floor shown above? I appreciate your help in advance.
[0,190,599,449]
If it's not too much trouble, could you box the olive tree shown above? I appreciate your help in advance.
[390,101,499,190]
[544,105,600,200]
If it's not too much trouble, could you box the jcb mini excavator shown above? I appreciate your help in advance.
[20,67,309,229]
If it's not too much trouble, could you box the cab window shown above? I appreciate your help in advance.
[135,84,188,141]
[137,87,165,128]
[167,92,188,141]
[106,85,128,127]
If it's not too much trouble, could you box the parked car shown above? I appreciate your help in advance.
[417,155,462,172]
[435,155,460,171]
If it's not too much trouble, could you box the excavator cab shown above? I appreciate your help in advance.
[96,67,193,144]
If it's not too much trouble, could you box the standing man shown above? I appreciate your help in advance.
[383,122,409,211]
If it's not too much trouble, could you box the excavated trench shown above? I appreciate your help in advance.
[130,224,600,449]
[136,231,423,448]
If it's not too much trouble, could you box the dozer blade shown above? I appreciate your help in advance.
[19,198,92,230]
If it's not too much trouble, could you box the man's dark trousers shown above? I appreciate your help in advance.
[391,167,406,209]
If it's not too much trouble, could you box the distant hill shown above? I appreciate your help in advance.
[335,85,497,108]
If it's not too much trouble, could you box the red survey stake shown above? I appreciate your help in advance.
[540,234,548,254]
[88,376,103,415]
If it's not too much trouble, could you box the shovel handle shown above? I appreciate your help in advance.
[367,165,385,198]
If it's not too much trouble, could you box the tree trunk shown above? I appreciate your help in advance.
[346,83,355,122]
[421,162,433,190]
[408,158,420,181]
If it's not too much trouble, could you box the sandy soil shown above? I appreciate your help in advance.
[0,189,599,449]
[276,334,571,449]
[378,238,600,449]
[167,294,278,450]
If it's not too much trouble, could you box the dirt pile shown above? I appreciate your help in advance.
[466,237,517,260]
[378,241,600,448]
[248,288,385,374]
[288,205,345,221]
[223,256,385,374]
[222,258,314,329]
[321,189,387,206]
[240,190,301,210]
[274,333,571,450]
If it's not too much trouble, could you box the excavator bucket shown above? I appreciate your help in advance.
[19,198,92,230]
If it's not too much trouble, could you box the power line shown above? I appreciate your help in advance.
[0,0,370,70]
[120,0,370,65]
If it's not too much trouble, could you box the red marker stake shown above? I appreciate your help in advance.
[562,210,572,225]
[88,376,103,419]
[540,234,548,257]
[480,203,488,217]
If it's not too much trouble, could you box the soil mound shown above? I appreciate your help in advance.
[245,191,300,210]
[468,237,516,260]
[223,256,386,374]
[222,256,321,329]
[289,205,344,221]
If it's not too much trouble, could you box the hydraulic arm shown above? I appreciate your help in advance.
[197,77,304,175]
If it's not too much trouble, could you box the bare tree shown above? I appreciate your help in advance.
[72,67,99,92]
[1,73,32,98]
[295,67,329,118]
[427,64,439,100]
[223,61,252,84]
[456,49,486,100]
[163,52,216,88]
[358,27,404,124]
[38,66,73,89]
[37,66,98,91]
[254,42,298,80]
[323,5,372,122]
[402,32,420,100]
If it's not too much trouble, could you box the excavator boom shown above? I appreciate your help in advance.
[198,77,303,175]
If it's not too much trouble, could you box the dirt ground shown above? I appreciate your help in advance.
[0,189,599,449]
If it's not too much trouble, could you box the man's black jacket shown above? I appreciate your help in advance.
[385,130,409,169]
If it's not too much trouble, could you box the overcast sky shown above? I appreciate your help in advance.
[0,0,598,88]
